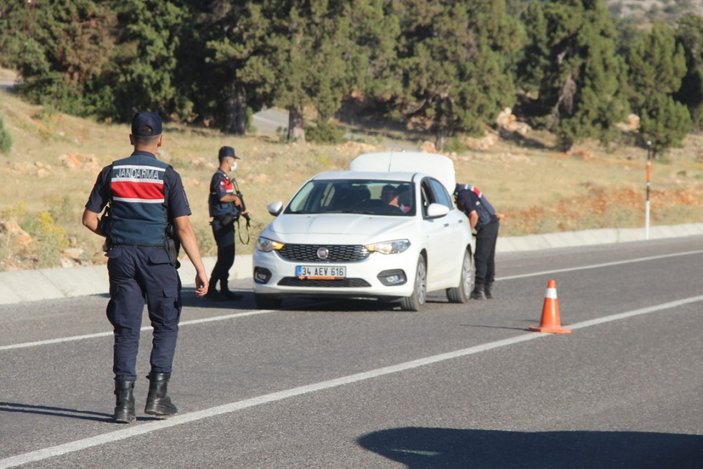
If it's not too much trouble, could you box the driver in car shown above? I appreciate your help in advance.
[381,184,402,213]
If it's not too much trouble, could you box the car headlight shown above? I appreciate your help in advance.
[364,239,411,255]
[256,236,285,252]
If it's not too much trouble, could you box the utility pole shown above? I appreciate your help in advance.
[645,140,653,240]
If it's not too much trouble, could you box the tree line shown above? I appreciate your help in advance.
[1,0,703,155]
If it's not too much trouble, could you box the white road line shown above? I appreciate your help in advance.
[0,309,277,352]
[497,249,703,281]
[3,249,703,352]
[2,294,703,468]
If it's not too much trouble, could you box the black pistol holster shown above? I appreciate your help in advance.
[165,223,181,268]
[99,206,113,251]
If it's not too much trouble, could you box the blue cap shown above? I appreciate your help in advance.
[454,183,470,196]
[218,145,240,160]
[131,112,162,137]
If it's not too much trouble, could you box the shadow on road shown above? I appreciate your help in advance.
[0,402,114,423]
[0,402,166,423]
[358,426,703,469]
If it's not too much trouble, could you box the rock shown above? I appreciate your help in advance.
[62,247,84,261]
[253,172,269,184]
[496,107,531,136]
[60,256,79,268]
[464,130,499,150]
[496,107,514,127]
[191,157,208,168]
[419,141,437,153]
[341,141,379,155]
[58,153,100,173]
[0,219,33,248]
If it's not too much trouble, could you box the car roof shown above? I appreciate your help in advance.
[310,170,420,183]
[349,151,456,195]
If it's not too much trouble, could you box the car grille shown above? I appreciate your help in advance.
[277,244,369,263]
[278,277,371,288]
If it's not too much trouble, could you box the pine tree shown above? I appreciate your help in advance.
[516,1,549,95]
[187,1,277,134]
[97,0,189,121]
[627,23,687,111]
[535,0,627,150]
[640,94,692,156]
[265,0,362,142]
[345,0,401,100]
[675,15,703,129]
[1,0,116,115]
[390,0,522,149]
[627,23,691,155]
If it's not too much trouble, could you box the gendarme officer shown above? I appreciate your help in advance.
[82,111,208,423]
[207,145,249,299]
[455,183,500,300]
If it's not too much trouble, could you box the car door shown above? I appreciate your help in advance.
[420,177,460,289]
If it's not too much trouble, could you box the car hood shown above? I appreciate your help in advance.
[263,214,416,244]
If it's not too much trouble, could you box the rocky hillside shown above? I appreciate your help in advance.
[606,0,703,22]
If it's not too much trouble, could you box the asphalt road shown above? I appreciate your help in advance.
[2,236,703,468]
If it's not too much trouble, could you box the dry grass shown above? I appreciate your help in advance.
[1,84,703,270]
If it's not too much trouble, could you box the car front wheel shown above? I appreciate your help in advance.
[400,256,426,311]
[446,248,473,303]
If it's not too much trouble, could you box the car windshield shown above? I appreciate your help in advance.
[285,179,415,216]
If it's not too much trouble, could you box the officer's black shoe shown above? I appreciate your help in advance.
[470,285,487,300]
[206,281,227,300]
[484,283,494,300]
[220,284,242,300]
[205,288,224,300]
[145,372,178,418]
[114,380,136,424]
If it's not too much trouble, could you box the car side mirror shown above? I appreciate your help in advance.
[426,203,449,219]
[267,201,283,216]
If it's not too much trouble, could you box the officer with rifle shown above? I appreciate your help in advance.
[207,145,250,300]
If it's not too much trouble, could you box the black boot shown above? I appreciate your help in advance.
[114,380,136,424]
[144,372,178,417]
[484,283,494,300]
[206,279,223,300]
[220,281,242,300]
[470,284,486,300]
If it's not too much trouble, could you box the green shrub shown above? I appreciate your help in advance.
[0,116,12,154]
[444,137,468,154]
[305,120,345,144]
[23,211,69,267]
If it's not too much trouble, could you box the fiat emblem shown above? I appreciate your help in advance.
[316,247,329,260]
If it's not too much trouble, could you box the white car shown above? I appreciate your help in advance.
[252,152,474,310]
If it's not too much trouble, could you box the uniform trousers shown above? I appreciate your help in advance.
[106,245,182,382]
[474,218,500,286]
[210,217,236,286]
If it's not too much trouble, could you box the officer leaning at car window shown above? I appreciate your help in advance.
[207,145,250,300]
[82,111,209,423]
[454,183,500,300]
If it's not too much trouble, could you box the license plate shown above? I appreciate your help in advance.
[295,265,346,280]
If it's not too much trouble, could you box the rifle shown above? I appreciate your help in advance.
[231,178,251,244]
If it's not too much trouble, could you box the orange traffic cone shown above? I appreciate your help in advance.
[529,279,572,334]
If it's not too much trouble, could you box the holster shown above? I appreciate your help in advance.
[215,214,236,226]
[99,208,112,251]
[164,223,181,268]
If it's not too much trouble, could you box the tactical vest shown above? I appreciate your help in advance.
[108,153,169,246]
[208,170,239,218]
